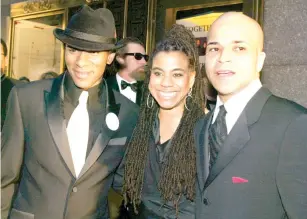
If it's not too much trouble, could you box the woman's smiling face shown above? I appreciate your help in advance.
[149,51,195,111]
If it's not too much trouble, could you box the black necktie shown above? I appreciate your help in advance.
[121,80,138,92]
[208,105,227,168]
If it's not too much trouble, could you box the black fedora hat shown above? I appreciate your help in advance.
[54,5,120,51]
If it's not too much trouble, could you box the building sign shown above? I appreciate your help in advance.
[176,12,224,68]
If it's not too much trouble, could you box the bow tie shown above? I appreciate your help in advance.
[121,80,138,92]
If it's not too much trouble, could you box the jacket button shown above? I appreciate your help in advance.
[72,187,78,193]
[203,198,209,205]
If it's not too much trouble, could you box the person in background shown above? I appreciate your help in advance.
[121,24,205,218]
[1,38,22,129]
[19,76,31,83]
[40,71,58,80]
[106,37,147,105]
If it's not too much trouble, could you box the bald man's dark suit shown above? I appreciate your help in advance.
[194,87,307,219]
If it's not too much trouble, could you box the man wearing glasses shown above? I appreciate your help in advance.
[106,37,148,105]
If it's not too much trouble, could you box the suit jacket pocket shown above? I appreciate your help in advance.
[108,137,127,146]
[10,208,34,219]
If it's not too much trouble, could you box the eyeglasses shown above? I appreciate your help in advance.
[124,53,149,62]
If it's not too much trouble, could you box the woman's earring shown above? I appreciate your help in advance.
[188,87,192,97]
[147,93,154,108]
[185,88,193,111]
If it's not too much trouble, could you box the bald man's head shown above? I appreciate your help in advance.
[209,12,264,51]
[205,12,266,103]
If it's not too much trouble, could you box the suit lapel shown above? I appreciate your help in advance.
[108,75,120,92]
[196,113,213,192]
[78,122,115,177]
[203,87,272,190]
[45,75,75,177]
[78,94,121,178]
[86,83,107,155]
[87,110,104,154]
[204,112,250,190]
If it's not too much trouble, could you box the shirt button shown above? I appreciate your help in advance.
[203,198,209,205]
[72,187,78,193]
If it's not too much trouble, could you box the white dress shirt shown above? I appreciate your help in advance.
[66,91,89,177]
[116,74,137,103]
[212,79,262,134]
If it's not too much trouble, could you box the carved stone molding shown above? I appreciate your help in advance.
[127,0,148,46]
[11,0,106,17]
[106,0,125,39]
[23,0,52,13]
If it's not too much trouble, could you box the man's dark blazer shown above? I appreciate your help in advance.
[1,74,22,129]
[1,74,139,219]
[194,87,307,219]
[106,75,143,106]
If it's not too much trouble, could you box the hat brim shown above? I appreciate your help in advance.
[54,28,122,52]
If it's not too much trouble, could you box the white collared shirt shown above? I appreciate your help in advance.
[116,73,137,103]
[212,79,262,134]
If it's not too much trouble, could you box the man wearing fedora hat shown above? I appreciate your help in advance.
[1,5,138,219]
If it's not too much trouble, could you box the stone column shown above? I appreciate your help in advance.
[261,0,307,107]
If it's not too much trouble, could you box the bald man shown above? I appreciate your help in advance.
[194,12,307,219]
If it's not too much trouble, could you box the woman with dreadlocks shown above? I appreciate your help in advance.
[121,24,206,218]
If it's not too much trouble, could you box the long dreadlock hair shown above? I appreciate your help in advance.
[123,24,205,213]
